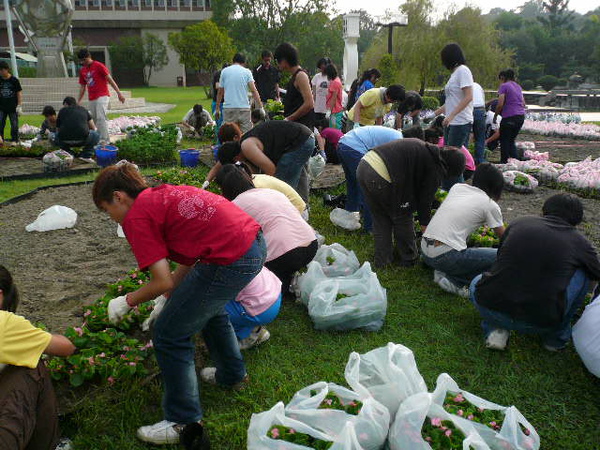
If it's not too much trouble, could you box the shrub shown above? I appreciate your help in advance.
[117,125,178,164]
[521,79,534,91]
[537,75,559,91]
[421,96,440,110]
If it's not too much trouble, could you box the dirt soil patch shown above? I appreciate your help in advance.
[0,156,97,178]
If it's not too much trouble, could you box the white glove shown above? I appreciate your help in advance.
[141,295,168,331]
[16,105,22,116]
[201,180,210,190]
[325,110,331,119]
[108,296,131,324]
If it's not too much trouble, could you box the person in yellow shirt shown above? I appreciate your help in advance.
[0,265,75,450]
[347,85,406,127]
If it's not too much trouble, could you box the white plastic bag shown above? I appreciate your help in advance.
[313,243,360,277]
[285,381,389,450]
[502,170,538,193]
[430,373,540,450]
[117,224,126,237]
[26,205,78,232]
[307,270,387,331]
[573,295,600,377]
[42,149,74,173]
[344,343,427,420]
[389,392,491,450]
[247,402,360,450]
[308,154,326,179]
[330,208,361,231]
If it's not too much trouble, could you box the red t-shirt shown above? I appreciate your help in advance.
[122,185,261,269]
[79,61,110,101]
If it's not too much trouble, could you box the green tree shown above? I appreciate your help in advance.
[168,21,235,76]
[538,0,573,29]
[142,33,168,86]
[109,36,145,72]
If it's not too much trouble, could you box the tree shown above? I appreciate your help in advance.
[109,36,145,72]
[168,21,235,75]
[142,33,168,86]
[538,0,573,29]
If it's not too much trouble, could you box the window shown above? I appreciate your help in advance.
[154,0,165,7]
[74,0,87,7]
[91,0,100,6]
[128,0,139,7]
[144,0,152,7]
[179,0,190,6]
[102,0,113,7]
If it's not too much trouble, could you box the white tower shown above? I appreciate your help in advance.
[343,13,360,90]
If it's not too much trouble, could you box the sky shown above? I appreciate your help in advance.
[335,0,597,18]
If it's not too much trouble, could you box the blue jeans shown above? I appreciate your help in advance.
[0,110,19,141]
[54,130,100,158]
[442,123,470,190]
[337,143,372,232]
[225,294,282,339]
[152,232,266,424]
[472,108,486,164]
[470,269,589,348]
[275,135,315,197]
[422,246,497,287]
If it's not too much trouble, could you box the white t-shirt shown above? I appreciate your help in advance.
[182,108,215,126]
[444,65,474,126]
[219,64,254,109]
[472,82,485,107]
[423,184,503,251]
[486,111,502,131]
[311,73,329,114]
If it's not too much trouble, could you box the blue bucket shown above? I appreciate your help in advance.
[95,145,119,168]
[179,149,200,168]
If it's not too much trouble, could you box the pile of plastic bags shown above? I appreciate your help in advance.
[556,156,600,190]
[248,343,540,450]
[502,170,539,193]
[297,244,387,331]
[107,116,161,135]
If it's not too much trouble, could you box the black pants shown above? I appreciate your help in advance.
[265,239,318,295]
[0,110,19,142]
[499,114,524,163]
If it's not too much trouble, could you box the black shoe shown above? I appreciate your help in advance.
[323,193,346,208]
[180,423,210,450]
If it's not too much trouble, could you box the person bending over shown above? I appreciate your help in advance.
[348,85,406,127]
[55,96,100,164]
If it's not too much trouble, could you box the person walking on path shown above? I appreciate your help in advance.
[253,50,281,103]
[77,49,125,143]
[0,61,22,143]
[215,53,263,134]
[493,69,526,163]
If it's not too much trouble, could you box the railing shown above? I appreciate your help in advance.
[0,0,210,11]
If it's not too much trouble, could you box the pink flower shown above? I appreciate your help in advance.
[129,362,136,366]
[98,352,106,358]
[425,437,432,442]
[87,357,95,365]
[457,409,464,416]
[489,421,497,427]
[478,407,485,413]
[467,414,474,420]
[288,429,295,434]
[107,376,115,384]
[73,327,83,337]
[445,429,452,437]
[523,428,531,436]
[138,280,144,285]
[131,273,137,279]
[453,393,465,403]
[84,310,91,317]
[324,399,333,405]
[270,428,279,439]
[120,354,127,360]
[430,417,442,427]
[118,285,123,292]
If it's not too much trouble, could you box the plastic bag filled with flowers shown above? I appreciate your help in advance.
[313,243,361,277]
[285,381,390,450]
[344,343,427,421]
[389,392,491,450]
[502,171,538,193]
[572,294,600,378]
[247,402,363,450]
[307,267,387,331]
[430,374,540,450]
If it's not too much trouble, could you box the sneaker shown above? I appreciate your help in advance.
[78,157,96,165]
[55,438,73,450]
[137,420,182,445]
[239,326,270,350]
[485,329,510,350]
[437,277,469,298]
[433,270,446,284]
[200,367,248,390]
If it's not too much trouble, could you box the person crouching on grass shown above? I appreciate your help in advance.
[0,264,76,450]
[93,162,266,447]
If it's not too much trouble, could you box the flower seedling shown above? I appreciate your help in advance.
[267,425,333,449]
[310,390,363,415]
[335,293,349,302]
[326,256,336,266]
[421,417,467,449]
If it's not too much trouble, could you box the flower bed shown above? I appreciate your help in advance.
[521,119,600,140]
[525,112,581,124]
[108,115,161,135]
[117,124,178,163]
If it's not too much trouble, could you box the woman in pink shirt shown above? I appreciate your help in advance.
[93,163,266,447]
[216,164,317,295]
[325,64,344,130]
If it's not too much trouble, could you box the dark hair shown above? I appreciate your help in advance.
[359,68,381,85]
[0,61,9,71]
[215,164,255,200]
[424,127,442,144]
[233,53,246,64]
[440,147,466,178]
[274,43,299,67]
[324,63,338,80]
[440,43,466,70]
[488,99,498,113]
[499,69,515,81]
[77,48,91,60]
[402,126,425,140]
[0,265,19,313]
[193,104,203,115]
[42,105,56,116]
[386,85,406,102]
[218,141,242,165]
[317,118,330,130]
[317,57,332,69]
[542,193,584,226]
[472,163,504,201]
[251,108,266,123]
[261,50,273,59]
[63,96,77,106]
[218,122,242,143]
[92,162,148,208]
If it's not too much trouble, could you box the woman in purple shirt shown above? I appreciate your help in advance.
[493,69,526,163]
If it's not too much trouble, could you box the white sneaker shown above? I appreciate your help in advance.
[485,329,510,350]
[433,270,446,284]
[200,367,248,390]
[55,438,73,450]
[136,420,181,444]
[239,326,271,350]
[437,277,469,298]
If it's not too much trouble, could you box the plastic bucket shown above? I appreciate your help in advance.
[179,149,200,168]
[95,145,119,168]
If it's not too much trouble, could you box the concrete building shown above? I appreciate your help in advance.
[0,0,212,86]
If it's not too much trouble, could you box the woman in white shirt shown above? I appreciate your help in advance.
[421,163,506,297]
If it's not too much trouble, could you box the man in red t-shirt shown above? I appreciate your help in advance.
[77,49,125,144]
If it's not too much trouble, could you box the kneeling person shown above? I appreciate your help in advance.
[55,96,100,164]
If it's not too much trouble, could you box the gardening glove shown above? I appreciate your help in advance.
[325,110,331,119]
[201,180,210,190]
[16,105,22,116]
[108,295,131,324]
[141,295,168,331]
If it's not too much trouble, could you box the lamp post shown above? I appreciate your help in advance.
[3,0,19,77]
[376,14,408,55]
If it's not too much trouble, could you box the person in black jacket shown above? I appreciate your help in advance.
[356,138,465,268]
[470,193,600,351]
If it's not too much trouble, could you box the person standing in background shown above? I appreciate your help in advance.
[77,49,125,144]
[494,69,526,163]
[0,61,22,143]
[472,82,487,164]
[325,64,344,130]
[311,57,331,121]
[253,50,281,103]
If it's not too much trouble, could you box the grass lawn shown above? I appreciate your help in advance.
[2,88,599,449]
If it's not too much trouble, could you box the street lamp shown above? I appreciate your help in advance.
[376,13,408,55]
